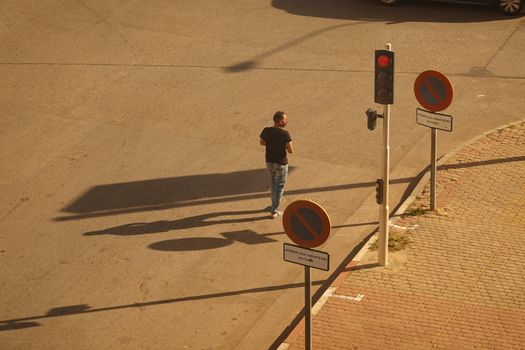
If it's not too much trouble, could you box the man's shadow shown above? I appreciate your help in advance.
[83,209,270,236]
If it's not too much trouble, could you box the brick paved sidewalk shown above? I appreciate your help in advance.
[282,121,525,350]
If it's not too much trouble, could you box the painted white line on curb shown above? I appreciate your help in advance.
[277,343,290,350]
[331,293,365,302]
[391,223,419,231]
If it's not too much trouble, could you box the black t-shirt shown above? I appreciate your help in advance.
[260,127,292,165]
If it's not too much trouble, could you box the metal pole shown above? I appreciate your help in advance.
[305,266,312,350]
[430,128,437,210]
[379,43,391,267]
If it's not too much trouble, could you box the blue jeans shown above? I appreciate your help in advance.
[266,162,288,213]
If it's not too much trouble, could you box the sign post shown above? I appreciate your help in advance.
[305,264,311,350]
[282,200,331,350]
[431,128,437,210]
[414,70,454,211]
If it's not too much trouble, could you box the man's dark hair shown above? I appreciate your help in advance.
[273,111,286,123]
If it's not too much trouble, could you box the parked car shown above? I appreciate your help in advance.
[379,0,523,15]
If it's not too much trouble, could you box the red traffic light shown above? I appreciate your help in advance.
[374,50,394,105]
[377,55,391,68]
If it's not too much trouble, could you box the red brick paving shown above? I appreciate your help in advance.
[284,121,525,350]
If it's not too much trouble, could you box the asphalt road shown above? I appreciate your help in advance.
[1,1,524,349]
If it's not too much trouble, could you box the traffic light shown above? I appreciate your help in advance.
[366,108,378,131]
[374,50,394,105]
[375,179,384,204]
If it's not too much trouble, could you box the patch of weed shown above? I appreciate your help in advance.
[369,231,412,252]
[405,207,428,216]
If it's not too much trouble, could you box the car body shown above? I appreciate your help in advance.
[379,0,523,15]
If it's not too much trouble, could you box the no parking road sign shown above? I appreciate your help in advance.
[282,200,331,248]
[414,70,453,112]
[282,199,331,350]
[414,70,455,213]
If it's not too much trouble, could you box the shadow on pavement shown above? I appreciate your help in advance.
[438,155,525,170]
[272,0,515,23]
[57,156,515,222]
[0,321,41,332]
[221,229,278,244]
[84,210,278,252]
[83,210,269,236]
[0,280,325,332]
[148,230,277,252]
[56,172,416,221]
[61,169,270,216]
[225,21,366,73]
[148,237,235,251]
[227,0,518,73]
[345,262,381,272]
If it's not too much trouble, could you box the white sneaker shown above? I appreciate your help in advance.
[270,211,282,219]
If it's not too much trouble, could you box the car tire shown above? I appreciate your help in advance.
[497,0,522,15]
[380,0,400,5]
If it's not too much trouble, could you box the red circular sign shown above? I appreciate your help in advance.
[282,200,331,248]
[414,70,453,112]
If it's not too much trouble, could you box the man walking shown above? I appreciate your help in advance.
[260,111,293,218]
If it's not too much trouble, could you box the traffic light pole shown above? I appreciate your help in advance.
[378,43,392,267]
[379,102,390,266]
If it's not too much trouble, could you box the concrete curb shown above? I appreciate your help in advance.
[277,118,525,350]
